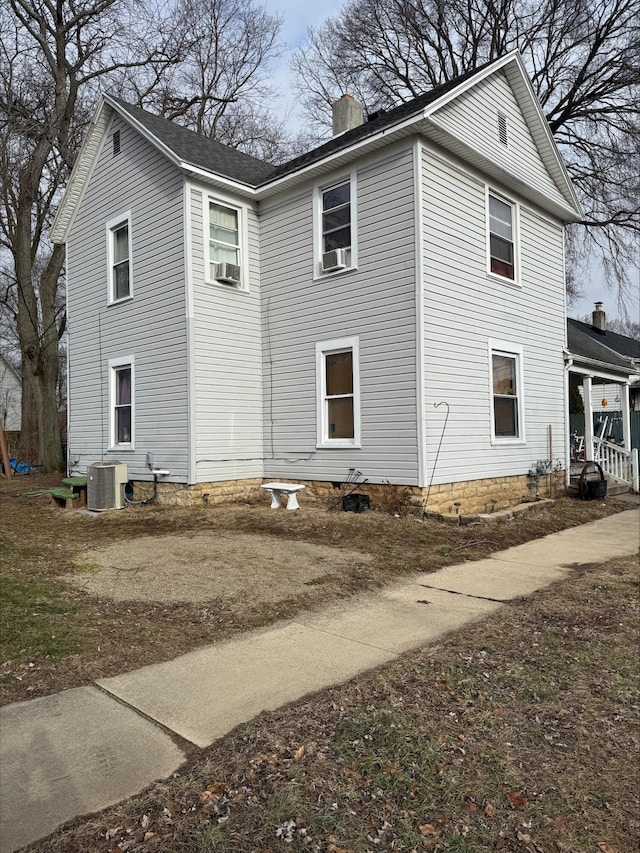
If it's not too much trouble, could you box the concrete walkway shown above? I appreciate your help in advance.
[1,509,638,852]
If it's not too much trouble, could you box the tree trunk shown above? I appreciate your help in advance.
[15,211,64,473]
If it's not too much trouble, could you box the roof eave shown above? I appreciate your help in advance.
[569,353,635,377]
[421,51,582,220]
[50,97,112,244]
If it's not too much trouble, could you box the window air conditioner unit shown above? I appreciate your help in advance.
[322,248,348,272]
[87,461,128,511]
[214,262,241,285]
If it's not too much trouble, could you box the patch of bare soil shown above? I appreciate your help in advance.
[66,533,372,603]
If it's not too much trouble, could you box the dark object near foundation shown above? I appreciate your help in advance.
[578,462,607,500]
[342,493,370,513]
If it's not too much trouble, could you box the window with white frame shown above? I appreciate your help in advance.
[107,213,132,302]
[316,174,356,274]
[488,191,516,280]
[489,342,524,442]
[316,337,361,447]
[110,357,134,448]
[208,201,242,285]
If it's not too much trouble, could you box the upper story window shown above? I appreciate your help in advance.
[488,191,517,281]
[315,173,357,275]
[489,341,525,444]
[316,336,361,447]
[209,201,242,287]
[107,212,132,303]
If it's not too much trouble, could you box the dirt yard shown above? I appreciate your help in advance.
[0,471,628,706]
[65,532,373,603]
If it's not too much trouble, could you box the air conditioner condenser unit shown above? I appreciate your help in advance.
[87,461,128,511]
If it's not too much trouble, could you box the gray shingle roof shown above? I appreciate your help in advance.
[266,62,493,183]
[108,97,277,186]
[108,62,492,189]
[568,317,640,361]
[567,319,637,370]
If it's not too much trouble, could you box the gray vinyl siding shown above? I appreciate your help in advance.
[189,185,264,481]
[66,114,188,480]
[421,145,566,489]
[260,142,420,486]
[432,71,569,212]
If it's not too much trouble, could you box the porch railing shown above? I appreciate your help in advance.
[592,437,639,492]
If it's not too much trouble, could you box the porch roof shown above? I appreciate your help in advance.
[567,320,636,380]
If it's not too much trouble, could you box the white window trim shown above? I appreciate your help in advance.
[106,211,133,304]
[486,188,520,286]
[488,340,525,445]
[316,336,361,448]
[313,171,358,278]
[205,196,249,290]
[109,355,135,450]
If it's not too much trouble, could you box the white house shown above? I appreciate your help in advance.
[51,51,585,513]
[0,355,21,432]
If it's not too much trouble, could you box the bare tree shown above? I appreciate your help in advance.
[292,0,640,312]
[0,0,285,471]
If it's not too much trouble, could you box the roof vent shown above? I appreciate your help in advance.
[497,113,508,146]
[332,94,364,136]
[113,130,121,156]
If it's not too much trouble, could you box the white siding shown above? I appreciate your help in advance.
[260,141,421,486]
[66,115,188,480]
[432,70,570,213]
[421,145,567,486]
[189,184,264,481]
[0,357,21,431]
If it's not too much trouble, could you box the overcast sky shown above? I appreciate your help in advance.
[268,1,639,323]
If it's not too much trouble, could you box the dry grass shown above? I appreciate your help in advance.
[23,552,639,853]
[0,473,628,707]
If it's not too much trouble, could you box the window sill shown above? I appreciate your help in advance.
[313,266,356,281]
[205,279,249,293]
[317,441,361,449]
[109,445,135,452]
[490,437,526,447]
[108,295,134,306]
[486,271,521,288]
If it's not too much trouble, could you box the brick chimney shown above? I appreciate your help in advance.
[592,301,606,331]
[332,94,363,136]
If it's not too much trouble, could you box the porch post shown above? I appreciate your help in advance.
[582,375,593,458]
[620,380,631,451]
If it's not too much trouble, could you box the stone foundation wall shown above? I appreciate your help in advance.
[128,471,565,513]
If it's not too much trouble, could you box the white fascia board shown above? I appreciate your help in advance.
[50,97,113,244]
[570,356,635,380]
[180,164,259,198]
[255,121,418,200]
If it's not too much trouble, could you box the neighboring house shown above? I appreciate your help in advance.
[568,306,640,411]
[0,355,21,432]
[51,51,585,513]
[567,306,640,474]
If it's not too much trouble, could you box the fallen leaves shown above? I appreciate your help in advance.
[507,791,529,810]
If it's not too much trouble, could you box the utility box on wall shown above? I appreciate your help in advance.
[87,461,128,511]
